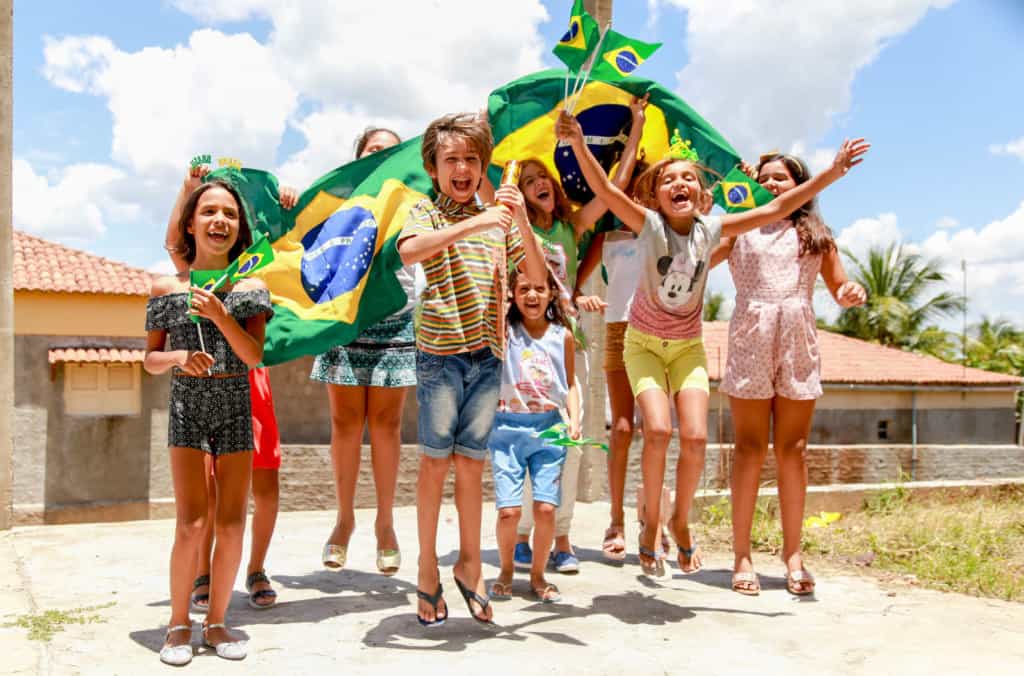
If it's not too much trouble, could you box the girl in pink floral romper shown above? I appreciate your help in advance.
[715,154,867,596]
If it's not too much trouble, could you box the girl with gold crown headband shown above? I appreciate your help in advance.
[709,152,867,597]
[556,109,869,577]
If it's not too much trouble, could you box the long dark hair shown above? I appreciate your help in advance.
[517,158,573,225]
[506,267,572,333]
[354,127,401,159]
[177,180,253,265]
[756,153,835,256]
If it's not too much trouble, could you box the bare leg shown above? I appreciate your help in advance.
[773,396,816,593]
[325,384,368,548]
[204,451,252,646]
[246,467,279,605]
[452,454,492,621]
[669,388,708,572]
[167,447,209,649]
[634,388,673,571]
[494,506,521,591]
[605,369,635,541]
[366,386,409,553]
[530,501,557,594]
[728,396,772,587]
[416,454,449,623]
[192,454,216,610]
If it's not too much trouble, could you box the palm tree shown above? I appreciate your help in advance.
[965,316,1024,373]
[834,243,965,349]
[704,290,728,321]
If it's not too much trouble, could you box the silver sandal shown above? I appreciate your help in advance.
[202,622,247,660]
[159,624,193,666]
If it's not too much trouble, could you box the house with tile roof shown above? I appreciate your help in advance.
[11,230,169,525]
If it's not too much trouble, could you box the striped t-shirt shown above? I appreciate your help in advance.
[400,194,526,358]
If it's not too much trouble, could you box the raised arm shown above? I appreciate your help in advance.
[571,95,649,237]
[165,165,209,274]
[498,184,548,286]
[556,111,647,233]
[720,138,870,238]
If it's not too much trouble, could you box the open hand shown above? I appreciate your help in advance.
[178,350,214,376]
[184,164,210,193]
[836,280,867,308]
[188,286,229,324]
[832,138,871,175]
[575,294,607,313]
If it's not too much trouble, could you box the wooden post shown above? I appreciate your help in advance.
[0,0,13,530]
[575,0,613,502]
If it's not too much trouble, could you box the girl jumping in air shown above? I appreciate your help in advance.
[556,109,869,576]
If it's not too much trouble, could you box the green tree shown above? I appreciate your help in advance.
[965,317,1024,373]
[834,243,965,350]
[704,290,728,321]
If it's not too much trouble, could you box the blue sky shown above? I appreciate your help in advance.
[12,0,1024,323]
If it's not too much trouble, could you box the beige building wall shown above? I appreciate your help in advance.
[14,291,148,337]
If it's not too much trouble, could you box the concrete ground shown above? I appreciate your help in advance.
[2,501,1023,675]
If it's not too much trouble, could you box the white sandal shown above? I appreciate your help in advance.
[202,623,247,660]
[159,624,193,666]
[322,543,347,570]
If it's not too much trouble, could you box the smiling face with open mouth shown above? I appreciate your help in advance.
[512,274,553,325]
[428,134,482,204]
[519,161,557,215]
[188,186,241,258]
[655,160,707,222]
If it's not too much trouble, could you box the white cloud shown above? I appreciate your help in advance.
[989,137,1024,161]
[655,0,955,158]
[935,216,959,230]
[12,158,142,242]
[43,29,298,176]
[835,211,905,261]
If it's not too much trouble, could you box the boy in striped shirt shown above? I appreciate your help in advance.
[397,112,546,625]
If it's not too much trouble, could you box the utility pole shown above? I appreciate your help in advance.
[576,0,612,502]
[1,0,14,530]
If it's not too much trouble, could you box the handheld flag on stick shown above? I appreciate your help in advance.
[552,0,600,74]
[590,29,661,81]
[712,167,775,213]
[536,422,608,452]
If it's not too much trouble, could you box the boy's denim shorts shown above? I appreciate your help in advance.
[416,348,501,460]
[489,409,567,509]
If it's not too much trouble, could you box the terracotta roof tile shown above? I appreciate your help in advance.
[14,230,156,296]
[48,348,146,364]
[702,321,1022,387]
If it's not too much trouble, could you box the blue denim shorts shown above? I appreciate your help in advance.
[489,409,567,509]
[416,348,501,460]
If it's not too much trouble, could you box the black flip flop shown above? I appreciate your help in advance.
[191,574,210,613]
[245,570,278,610]
[416,582,447,627]
[453,575,492,624]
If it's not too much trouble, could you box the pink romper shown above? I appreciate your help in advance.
[720,220,823,400]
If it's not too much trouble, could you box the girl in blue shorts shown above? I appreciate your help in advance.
[489,267,580,603]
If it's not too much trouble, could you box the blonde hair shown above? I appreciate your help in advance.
[421,113,493,179]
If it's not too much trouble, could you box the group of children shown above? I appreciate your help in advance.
[146,99,869,663]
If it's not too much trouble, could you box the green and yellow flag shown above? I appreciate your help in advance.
[206,140,433,365]
[590,29,661,81]
[552,0,600,73]
[488,70,740,213]
[713,167,775,213]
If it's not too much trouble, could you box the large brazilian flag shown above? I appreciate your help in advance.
[487,69,747,221]
[207,139,433,366]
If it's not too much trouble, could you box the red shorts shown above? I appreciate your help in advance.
[249,367,282,470]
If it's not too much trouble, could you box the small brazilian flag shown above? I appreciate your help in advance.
[590,29,661,81]
[552,0,600,73]
[187,269,222,324]
[713,167,775,213]
[205,141,433,366]
[225,233,274,283]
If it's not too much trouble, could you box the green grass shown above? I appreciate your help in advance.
[2,602,116,642]
[697,485,1024,602]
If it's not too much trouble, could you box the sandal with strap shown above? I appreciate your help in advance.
[490,580,513,600]
[532,583,562,604]
[322,543,347,570]
[677,538,702,575]
[602,526,627,562]
[159,624,193,666]
[416,579,448,627]
[245,570,278,610]
[190,575,210,614]
[377,549,401,576]
[202,622,247,661]
[732,571,761,596]
[453,574,492,624]
[637,533,665,578]
[786,568,816,596]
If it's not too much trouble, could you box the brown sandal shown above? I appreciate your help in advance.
[786,568,816,596]
[732,571,761,596]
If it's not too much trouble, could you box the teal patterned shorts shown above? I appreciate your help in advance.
[310,311,417,388]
